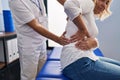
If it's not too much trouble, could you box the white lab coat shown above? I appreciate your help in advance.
[9,0,47,80]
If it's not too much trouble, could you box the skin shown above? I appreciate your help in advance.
[75,0,111,50]
[94,0,110,14]
[27,19,70,46]
[57,0,90,42]
[57,0,66,5]
[57,0,111,50]
[75,37,98,50]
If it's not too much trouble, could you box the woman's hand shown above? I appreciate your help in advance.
[70,30,86,43]
[75,37,98,50]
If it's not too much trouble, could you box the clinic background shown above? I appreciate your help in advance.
[0,0,120,60]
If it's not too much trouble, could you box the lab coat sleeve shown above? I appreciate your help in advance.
[64,0,82,21]
[9,0,35,25]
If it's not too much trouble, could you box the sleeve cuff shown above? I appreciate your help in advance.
[64,0,82,21]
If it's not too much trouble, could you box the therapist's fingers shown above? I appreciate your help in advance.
[59,36,70,46]
[60,32,70,45]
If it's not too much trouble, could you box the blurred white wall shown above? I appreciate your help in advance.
[0,0,3,31]
[48,0,67,47]
[0,0,2,14]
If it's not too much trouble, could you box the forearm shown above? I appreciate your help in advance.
[27,19,70,45]
[34,24,60,43]
[63,1,91,38]
[27,19,59,43]
[73,15,91,38]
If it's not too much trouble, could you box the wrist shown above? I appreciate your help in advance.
[90,38,98,48]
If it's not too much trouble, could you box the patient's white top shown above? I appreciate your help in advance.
[61,0,99,69]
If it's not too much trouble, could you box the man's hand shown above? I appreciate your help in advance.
[57,31,70,46]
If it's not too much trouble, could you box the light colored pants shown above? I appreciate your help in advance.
[19,42,47,80]
[63,57,120,80]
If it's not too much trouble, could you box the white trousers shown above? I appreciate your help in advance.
[18,42,47,80]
